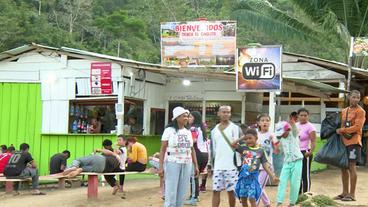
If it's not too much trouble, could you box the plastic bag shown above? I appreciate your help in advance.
[320,113,340,140]
[314,134,348,168]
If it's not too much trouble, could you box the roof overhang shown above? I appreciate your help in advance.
[0,43,348,98]
[283,52,368,82]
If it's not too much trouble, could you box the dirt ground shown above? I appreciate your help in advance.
[0,167,367,207]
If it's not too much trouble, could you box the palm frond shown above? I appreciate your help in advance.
[233,9,318,41]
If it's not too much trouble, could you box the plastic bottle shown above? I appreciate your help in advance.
[70,104,74,116]
[81,120,85,133]
[72,120,78,133]
[77,119,82,133]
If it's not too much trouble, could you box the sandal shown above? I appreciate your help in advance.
[333,194,345,200]
[32,192,46,195]
[341,195,356,201]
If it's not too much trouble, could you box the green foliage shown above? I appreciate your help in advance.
[311,195,337,206]
[0,0,367,67]
[233,0,368,66]
[298,194,337,207]
[297,194,309,203]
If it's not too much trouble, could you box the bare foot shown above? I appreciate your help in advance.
[66,168,83,178]
[63,167,77,176]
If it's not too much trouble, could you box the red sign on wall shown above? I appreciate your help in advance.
[90,62,112,95]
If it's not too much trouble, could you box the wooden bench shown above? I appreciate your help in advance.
[0,176,32,193]
[39,175,70,189]
[0,175,68,193]
[80,172,141,199]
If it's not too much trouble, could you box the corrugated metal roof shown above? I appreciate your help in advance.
[284,52,368,79]
[284,77,347,93]
[0,43,348,94]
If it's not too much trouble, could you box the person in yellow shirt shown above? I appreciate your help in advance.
[126,137,147,172]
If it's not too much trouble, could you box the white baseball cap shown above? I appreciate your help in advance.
[275,121,291,137]
[172,106,190,121]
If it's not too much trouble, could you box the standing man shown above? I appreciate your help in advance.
[336,90,366,202]
[49,150,71,174]
[4,143,45,195]
[210,106,241,207]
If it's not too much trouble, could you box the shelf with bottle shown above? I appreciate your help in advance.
[69,104,90,134]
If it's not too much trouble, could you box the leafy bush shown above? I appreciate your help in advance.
[311,195,336,206]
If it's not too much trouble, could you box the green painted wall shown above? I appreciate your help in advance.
[0,83,43,170]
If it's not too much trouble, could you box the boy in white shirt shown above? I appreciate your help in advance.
[210,106,241,207]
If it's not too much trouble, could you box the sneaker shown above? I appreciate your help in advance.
[184,198,197,206]
[199,185,206,192]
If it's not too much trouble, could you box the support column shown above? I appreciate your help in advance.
[165,101,169,126]
[87,175,98,199]
[116,80,125,135]
[241,93,246,124]
[269,92,276,132]
[339,80,346,108]
[202,100,206,123]
[5,181,14,193]
[143,100,150,135]
[320,99,326,123]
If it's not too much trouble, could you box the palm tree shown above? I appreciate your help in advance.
[233,0,368,90]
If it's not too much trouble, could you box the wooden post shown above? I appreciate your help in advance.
[241,93,246,124]
[58,177,66,189]
[269,92,275,132]
[87,175,98,199]
[5,181,14,193]
[117,78,125,135]
[202,100,206,123]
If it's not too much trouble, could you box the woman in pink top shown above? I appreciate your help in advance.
[296,108,316,194]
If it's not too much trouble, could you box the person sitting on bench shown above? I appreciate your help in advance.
[0,146,15,173]
[100,137,127,194]
[49,150,71,174]
[4,143,45,195]
[126,136,147,172]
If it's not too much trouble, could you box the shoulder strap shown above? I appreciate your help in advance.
[219,129,235,152]
[345,107,349,121]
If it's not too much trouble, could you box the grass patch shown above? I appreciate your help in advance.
[125,173,159,181]
[298,194,338,207]
[311,195,337,206]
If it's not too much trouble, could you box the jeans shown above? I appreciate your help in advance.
[189,164,199,199]
[71,155,106,173]
[20,167,39,189]
[164,161,192,207]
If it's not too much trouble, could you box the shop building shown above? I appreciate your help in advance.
[0,43,360,173]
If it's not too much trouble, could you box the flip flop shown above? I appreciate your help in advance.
[341,195,356,201]
[32,192,46,195]
[333,194,345,200]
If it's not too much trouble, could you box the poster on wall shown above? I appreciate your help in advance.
[236,46,282,92]
[353,37,368,56]
[160,20,236,68]
[90,62,112,95]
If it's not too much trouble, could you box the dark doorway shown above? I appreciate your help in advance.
[150,108,165,135]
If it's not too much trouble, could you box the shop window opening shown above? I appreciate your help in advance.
[68,98,144,134]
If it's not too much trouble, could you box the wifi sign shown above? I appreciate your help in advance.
[242,63,276,80]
